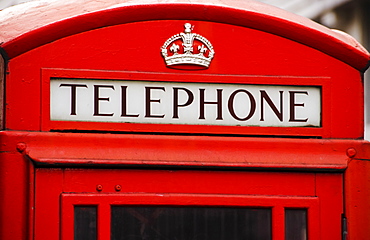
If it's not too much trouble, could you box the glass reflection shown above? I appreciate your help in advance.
[74,206,97,240]
[285,208,307,240]
[111,206,271,240]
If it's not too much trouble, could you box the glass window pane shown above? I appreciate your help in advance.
[111,206,271,240]
[74,206,97,240]
[285,209,307,240]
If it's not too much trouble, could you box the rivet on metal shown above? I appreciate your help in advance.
[16,142,27,153]
[346,148,357,158]
[96,185,103,191]
[115,185,122,191]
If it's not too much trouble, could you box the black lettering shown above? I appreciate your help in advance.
[173,87,194,119]
[59,83,88,115]
[289,91,308,122]
[94,85,114,116]
[260,90,283,121]
[145,86,165,118]
[121,86,139,117]
[199,89,223,120]
[228,89,256,121]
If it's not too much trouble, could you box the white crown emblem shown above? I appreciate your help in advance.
[161,23,215,69]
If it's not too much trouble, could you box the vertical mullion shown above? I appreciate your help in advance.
[272,206,285,240]
[98,203,111,240]
[307,205,320,240]
[204,208,208,240]
[221,210,225,240]
[234,208,238,240]
[61,200,74,240]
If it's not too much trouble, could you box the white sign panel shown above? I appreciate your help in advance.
[50,79,321,127]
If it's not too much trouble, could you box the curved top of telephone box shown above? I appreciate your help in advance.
[0,0,369,70]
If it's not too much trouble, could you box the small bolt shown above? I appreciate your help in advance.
[16,143,27,153]
[346,148,357,158]
[96,185,103,191]
[115,185,122,191]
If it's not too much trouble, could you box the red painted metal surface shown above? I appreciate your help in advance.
[3,20,365,138]
[0,0,368,70]
[345,159,370,239]
[0,1,369,240]
[0,141,35,240]
[2,130,364,239]
[35,168,337,240]
[1,130,367,239]
[0,130,365,170]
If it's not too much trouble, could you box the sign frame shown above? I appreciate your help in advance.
[41,68,330,137]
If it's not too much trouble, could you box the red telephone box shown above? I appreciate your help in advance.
[0,0,369,239]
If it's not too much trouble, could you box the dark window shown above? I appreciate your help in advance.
[285,209,307,240]
[111,206,271,240]
[74,206,97,240]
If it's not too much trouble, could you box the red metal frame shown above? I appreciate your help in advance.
[61,193,320,240]
[4,19,364,138]
[3,130,369,240]
[0,1,368,70]
[33,168,342,240]
[0,1,369,240]
[2,130,361,170]
[344,159,370,239]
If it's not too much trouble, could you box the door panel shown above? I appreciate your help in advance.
[35,169,342,240]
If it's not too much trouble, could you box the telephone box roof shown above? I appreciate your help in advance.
[0,0,368,70]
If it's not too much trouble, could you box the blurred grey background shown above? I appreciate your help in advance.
[1,0,369,139]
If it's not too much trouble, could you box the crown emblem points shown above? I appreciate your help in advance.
[161,23,215,69]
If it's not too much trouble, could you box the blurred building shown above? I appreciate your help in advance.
[0,0,29,9]
[260,0,370,139]
[1,0,370,138]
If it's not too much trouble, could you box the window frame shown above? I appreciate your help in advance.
[61,193,319,240]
